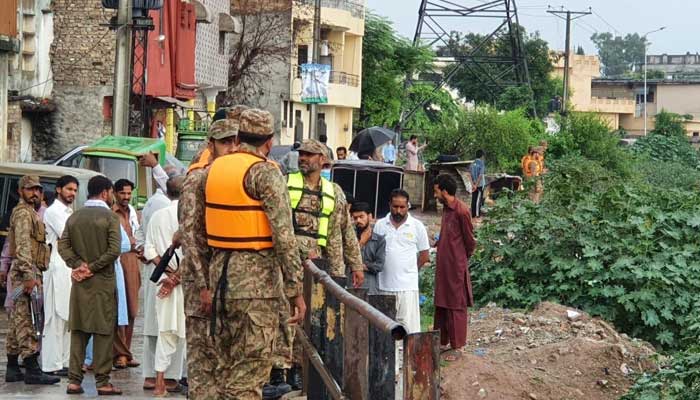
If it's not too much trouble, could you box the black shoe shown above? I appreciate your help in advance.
[5,364,24,382]
[179,377,188,387]
[23,354,60,385]
[263,383,288,400]
[287,366,302,391]
[5,354,24,382]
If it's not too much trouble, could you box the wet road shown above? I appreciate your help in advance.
[0,294,186,399]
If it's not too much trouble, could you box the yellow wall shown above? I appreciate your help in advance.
[656,85,700,119]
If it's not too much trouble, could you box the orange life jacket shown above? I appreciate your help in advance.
[205,152,273,250]
[523,156,543,178]
[188,148,212,174]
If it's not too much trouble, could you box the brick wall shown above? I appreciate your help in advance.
[50,0,115,151]
[6,100,21,162]
[51,0,116,86]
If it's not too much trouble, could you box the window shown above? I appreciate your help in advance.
[693,132,699,137]
[219,31,226,55]
[283,101,289,127]
[636,92,654,104]
[298,45,308,66]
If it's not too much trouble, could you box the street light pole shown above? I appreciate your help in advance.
[643,27,666,136]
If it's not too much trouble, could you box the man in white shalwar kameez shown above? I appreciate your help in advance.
[41,175,79,375]
[137,186,172,390]
[144,177,186,396]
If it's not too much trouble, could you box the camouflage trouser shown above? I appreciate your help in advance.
[214,298,278,399]
[6,288,38,357]
[272,296,303,369]
[185,317,218,400]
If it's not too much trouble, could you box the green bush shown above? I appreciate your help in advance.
[547,112,633,176]
[622,346,700,400]
[472,156,700,349]
[631,134,700,170]
[652,110,688,137]
[426,106,542,173]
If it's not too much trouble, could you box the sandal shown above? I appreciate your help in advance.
[127,359,141,368]
[443,350,463,362]
[66,385,84,395]
[113,357,127,369]
[153,388,169,398]
[97,384,123,396]
[143,378,156,390]
[166,383,183,393]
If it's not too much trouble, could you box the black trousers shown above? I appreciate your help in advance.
[471,187,483,218]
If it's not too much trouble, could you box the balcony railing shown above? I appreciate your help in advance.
[329,70,359,87]
[299,0,365,19]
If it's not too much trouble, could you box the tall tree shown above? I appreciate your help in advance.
[591,32,648,77]
[359,13,433,129]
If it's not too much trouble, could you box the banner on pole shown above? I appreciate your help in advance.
[301,63,330,104]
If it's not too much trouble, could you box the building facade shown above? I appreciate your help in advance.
[646,53,700,78]
[553,54,700,137]
[230,0,364,151]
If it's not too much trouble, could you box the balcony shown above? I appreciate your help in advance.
[296,65,359,87]
[581,97,636,115]
[292,66,361,108]
[298,0,365,19]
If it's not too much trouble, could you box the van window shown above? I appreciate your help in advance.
[82,156,137,184]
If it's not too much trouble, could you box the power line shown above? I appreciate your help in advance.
[592,10,620,35]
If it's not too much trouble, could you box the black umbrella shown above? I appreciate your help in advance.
[349,126,396,156]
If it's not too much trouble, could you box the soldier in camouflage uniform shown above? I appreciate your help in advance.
[269,139,365,392]
[5,175,59,385]
[187,105,250,173]
[184,109,306,399]
[180,117,240,399]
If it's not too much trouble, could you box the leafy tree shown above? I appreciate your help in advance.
[439,28,562,117]
[575,45,585,55]
[652,110,689,137]
[591,32,648,77]
[424,106,541,172]
[358,13,433,129]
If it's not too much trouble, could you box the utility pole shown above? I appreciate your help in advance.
[113,0,133,136]
[309,0,321,140]
[547,7,591,114]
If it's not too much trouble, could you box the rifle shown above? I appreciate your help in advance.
[12,285,44,337]
[149,244,178,283]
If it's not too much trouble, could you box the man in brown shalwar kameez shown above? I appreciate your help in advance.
[433,175,477,361]
[112,178,142,369]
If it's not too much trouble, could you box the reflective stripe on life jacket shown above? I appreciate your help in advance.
[205,152,273,250]
[287,172,335,247]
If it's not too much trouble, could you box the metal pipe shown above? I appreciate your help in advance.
[303,259,407,340]
[295,325,347,400]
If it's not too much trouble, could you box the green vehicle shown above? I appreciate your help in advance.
[176,119,208,164]
[79,136,166,208]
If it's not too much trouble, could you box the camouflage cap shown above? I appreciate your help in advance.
[297,139,327,155]
[208,119,239,140]
[226,104,250,122]
[19,175,42,189]
[238,109,274,137]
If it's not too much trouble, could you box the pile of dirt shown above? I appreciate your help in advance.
[441,302,658,400]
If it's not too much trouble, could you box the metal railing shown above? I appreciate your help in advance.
[329,71,360,87]
[298,0,365,19]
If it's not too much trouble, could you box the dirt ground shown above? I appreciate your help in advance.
[440,302,657,400]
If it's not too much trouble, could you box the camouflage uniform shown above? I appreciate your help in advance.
[188,110,303,399]
[6,195,47,358]
[180,118,241,400]
[272,139,364,368]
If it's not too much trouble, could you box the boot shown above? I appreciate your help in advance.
[5,354,24,382]
[23,354,60,385]
[287,366,302,391]
[271,368,292,394]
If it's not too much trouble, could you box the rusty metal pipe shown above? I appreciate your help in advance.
[295,325,347,400]
[304,259,408,341]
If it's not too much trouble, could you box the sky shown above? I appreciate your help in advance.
[364,0,695,55]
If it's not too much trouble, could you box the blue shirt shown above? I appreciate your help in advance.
[383,144,396,163]
[470,159,486,188]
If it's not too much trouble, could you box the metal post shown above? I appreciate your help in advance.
[113,0,133,136]
[368,295,397,400]
[562,11,571,114]
[643,27,666,136]
[344,288,369,400]
[402,332,440,400]
[309,0,321,140]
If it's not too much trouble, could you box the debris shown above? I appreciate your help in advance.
[567,310,582,321]
[478,388,487,398]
